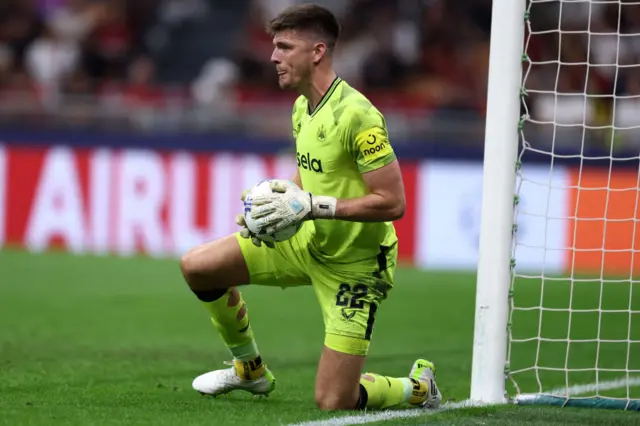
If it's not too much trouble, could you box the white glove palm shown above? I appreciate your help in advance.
[249,180,336,233]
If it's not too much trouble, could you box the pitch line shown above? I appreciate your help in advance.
[287,376,640,426]
[285,399,486,426]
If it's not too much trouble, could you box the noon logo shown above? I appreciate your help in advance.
[363,141,387,156]
[362,133,389,156]
[296,152,323,173]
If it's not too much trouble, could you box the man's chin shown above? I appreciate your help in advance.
[278,81,294,90]
[277,76,296,90]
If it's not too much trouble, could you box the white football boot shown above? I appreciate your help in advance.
[192,357,276,397]
[408,358,442,409]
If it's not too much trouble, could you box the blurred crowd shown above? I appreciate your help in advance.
[0,0,175,121]
[235,0,492,112]
[0,0,638,144]
[0,0,491,111]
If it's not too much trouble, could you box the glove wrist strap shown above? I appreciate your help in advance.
[310,195,337,219]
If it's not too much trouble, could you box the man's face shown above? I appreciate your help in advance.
[271,30,318,90]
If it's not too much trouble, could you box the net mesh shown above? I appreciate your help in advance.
[507,0,640,404]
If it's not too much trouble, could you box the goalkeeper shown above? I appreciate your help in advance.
[180,3,442,411]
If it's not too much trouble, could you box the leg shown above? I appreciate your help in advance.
[181,229,311,397]
[314,328,427,411]
[311,248,442,411]
[181,234,273,395]
[314,300,442,411]
[181,234,260,364]
[314,345,436,411]
[314,346,364,410]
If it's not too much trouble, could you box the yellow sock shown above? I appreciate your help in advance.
[359,373,418,409]
[201,289,263,378]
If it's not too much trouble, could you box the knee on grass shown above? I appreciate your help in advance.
[314,388,359,411]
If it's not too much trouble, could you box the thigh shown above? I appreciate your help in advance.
[310,270,386,357]
[311,243,398,356]
[235,222,313,287]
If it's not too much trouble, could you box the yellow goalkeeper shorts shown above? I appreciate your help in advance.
[235,221,397,356]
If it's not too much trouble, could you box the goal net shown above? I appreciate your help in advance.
[508,0,640,410]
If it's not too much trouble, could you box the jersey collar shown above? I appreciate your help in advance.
[307,76,343,117]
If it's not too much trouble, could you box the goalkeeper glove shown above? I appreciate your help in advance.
[235,189,275,248]
[249,179,337,233]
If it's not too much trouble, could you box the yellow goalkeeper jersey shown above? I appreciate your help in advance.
[292,77,398,269]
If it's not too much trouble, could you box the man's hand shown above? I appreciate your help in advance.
[235,189,274,248]
[249,180,337,232]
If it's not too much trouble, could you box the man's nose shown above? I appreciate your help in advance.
[271,50,280,64]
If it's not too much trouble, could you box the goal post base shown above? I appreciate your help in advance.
[514,394,640,412]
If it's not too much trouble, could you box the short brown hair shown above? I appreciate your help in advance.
[268,4,340,50]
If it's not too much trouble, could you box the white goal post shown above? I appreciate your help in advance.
[470,0,526,405]
[471,0,640,410]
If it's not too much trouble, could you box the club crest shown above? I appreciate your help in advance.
[317,125,326,142]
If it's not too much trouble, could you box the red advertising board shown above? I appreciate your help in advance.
[0,145,418,263]
[4,144,640,276]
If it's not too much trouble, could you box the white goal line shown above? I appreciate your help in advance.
[545,376,640,398]
[286,399,487,426]
[287,376,640,426]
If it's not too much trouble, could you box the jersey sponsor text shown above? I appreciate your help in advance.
[296,151,323,173]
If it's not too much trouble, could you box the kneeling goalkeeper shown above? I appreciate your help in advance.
[180,3,442,411]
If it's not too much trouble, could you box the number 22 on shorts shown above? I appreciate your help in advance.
[335,283,368,309]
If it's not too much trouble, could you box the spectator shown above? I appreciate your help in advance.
[0,0,634,145]
[24,23,79,105]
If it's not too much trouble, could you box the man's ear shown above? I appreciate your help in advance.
[312,42,328,64]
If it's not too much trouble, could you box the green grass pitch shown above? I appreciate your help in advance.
[0,249,638,425]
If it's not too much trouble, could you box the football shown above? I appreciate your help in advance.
[243,179,303,243]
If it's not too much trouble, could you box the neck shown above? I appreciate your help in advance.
[301,68,337,112]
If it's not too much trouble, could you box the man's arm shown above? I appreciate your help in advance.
[250,162,404,230]
[333,160,405,222]
[250,108,405,228]
[329,106,404,222]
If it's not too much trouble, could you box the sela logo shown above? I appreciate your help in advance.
[363,141,387,156]
[296,151,323,173]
